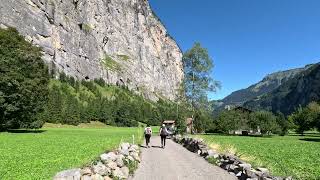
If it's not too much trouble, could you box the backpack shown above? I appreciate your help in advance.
[145,127,152,135]
[160,127,168,136]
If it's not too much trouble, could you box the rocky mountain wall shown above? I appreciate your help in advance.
[0,0,184,100]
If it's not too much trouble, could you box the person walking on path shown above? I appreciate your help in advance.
[144,125,152,148]
[159,124,169,148]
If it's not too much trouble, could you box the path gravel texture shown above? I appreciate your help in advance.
[130,136,237,180]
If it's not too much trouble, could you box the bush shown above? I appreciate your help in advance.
[0,28,49,130]
[289,102,320,135]
[249,111,279,135]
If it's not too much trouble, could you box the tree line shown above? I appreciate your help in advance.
[39,74,191,130]
[208,109,290,135]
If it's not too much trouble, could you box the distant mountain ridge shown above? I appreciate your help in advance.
[244,63,320,115]
[213,63,317,114]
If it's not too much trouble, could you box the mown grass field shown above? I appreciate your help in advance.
[0,124,143,180]
[195,133,320,180]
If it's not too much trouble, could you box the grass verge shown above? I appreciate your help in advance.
[0,126,143,180]
[195,133,320,179]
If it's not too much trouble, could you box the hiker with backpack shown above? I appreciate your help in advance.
[159,124,169,148]
[144,125,152,148]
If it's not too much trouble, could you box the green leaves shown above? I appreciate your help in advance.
[0,28,49,130]
[289,102,320,135]
[182,42,220,109]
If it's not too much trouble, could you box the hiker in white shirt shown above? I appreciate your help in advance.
[144,125,152,148]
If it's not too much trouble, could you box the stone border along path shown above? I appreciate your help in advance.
[173,135,293,180]
[130,136,237,180]
[53,143,141,180]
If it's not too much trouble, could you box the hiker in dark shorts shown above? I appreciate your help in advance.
[144,125,152,148]
[159,124,169,148]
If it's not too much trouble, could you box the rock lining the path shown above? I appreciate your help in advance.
[53,143,140,180]
[173,135,293,180]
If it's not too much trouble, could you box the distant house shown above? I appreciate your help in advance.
[186,118,193,134]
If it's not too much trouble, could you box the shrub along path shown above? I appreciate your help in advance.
[130,136,236,180]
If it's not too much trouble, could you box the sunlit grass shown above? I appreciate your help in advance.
[0,126,143,180]
[195,133,320,179]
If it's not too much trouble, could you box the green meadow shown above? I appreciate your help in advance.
[195,133,320,180]
[0,124,143,180]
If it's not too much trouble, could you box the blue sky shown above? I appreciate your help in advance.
[149,0,320,100]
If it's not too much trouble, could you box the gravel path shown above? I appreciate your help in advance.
[130,136,237,180]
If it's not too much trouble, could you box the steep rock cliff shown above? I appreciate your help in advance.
[0,0,184,100]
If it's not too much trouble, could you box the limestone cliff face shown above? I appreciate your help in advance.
[0,0,184,100]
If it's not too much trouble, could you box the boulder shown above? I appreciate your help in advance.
[245,169,259,178]
[130,152,141,162]
[120,166,129,179]
[112,167,126,179]
[200,149,208,157]
[235,172,243,177]
[106,161,118,170]
[128,145,139,152]
[104,176,112,180]
[205,149,220,160]
[100,152,117,163]
[93,162,110,176]
[263,178,273,180]
[272,177,284,180]
[81,175,92,180]
[228,164,237,171]
[119,148,130,156]
[80,167,92,176]
[239,163,252,171]
[91,174,104,180]
[120,143,130,151]
[54,168,81,180]
[116,155,125,167]
[257,167,270,176]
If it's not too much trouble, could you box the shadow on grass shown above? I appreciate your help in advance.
[289,133,320,137]
[299,138,320,142]
[7,129,46,133]
[200,133,273,138]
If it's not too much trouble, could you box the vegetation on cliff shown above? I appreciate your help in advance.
[38,74,191,129]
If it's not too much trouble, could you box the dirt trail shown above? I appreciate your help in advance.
[130,136,237,180]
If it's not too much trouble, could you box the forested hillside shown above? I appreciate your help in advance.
[39,75,191,127]
[244,63,320,115]
[213,65,310,113]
